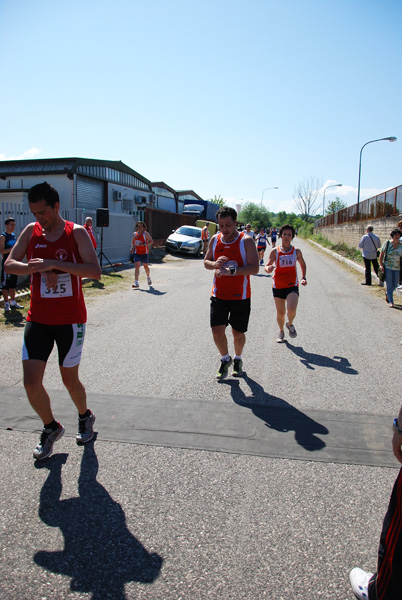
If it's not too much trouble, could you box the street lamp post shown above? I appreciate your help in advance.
[357,137,397,211]
[322,183,343,216]
[261,187,278,207]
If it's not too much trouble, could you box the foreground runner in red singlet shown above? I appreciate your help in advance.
[5,182,101,460]
[204,206,259,379]
[265,224,307,343]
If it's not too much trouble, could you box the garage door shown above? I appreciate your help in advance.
[76,176,105,210]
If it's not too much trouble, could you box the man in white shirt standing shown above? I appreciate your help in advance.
[243,224,254,239]
[358,226,381,286]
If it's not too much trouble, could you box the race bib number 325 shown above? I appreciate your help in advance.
[40,273,73,298]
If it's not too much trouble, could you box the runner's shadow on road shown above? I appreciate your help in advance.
[283,341,358,373]
[33,440,163,600]
[4,309,25,327]
[224,375,329,452]
[136,287,166,296]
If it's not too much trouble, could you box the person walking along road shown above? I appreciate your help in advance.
[204,206,259,379]
[359,226,380,286]
[5,182,101,460]
[265,224,307,343]
[379,229,402,308]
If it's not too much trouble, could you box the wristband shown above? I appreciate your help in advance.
[393,418,402,434]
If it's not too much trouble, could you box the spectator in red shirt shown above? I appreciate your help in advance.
[84,217,97,249]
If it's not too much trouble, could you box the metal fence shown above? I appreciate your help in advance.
[315,184,402,227]
[144,207,196,241]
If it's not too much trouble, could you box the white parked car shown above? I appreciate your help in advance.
[165,226,203,257]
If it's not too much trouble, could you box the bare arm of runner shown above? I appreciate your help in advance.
[215,236,259,278]
[264,248,277,273]
[204,235,229,270]
[296,248,307,285]
[6,224,101,280]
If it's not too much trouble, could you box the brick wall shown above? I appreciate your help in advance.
[315,217,402,248]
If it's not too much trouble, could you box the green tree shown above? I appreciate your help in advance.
[238,202,272,229]
[209,195,225,209]
[272,211,304,229]
[292,216,304,230]
[325,196,347,215]
[273,211,288,228]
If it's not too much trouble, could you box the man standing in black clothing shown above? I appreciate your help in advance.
[358,226,381,286]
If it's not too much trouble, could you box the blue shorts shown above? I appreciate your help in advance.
[134,254,149,264]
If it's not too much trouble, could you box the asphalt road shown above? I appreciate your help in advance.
[1,238,401,600]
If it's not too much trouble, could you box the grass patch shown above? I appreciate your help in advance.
[82,271,125,292]
[306,232,364,264]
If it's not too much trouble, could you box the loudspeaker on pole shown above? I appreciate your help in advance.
[96,208,109,228]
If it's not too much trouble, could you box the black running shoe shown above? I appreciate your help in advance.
[232,359,243,377]
[216,357,232,380]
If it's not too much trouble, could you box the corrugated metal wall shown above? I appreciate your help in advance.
[76,176,105,210]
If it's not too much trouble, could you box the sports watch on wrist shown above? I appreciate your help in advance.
[393,418,402,434]
[229,265,237,276]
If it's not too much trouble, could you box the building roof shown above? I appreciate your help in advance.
[176,190,204,201]
[151,181,178,196]
[0,157,152,187]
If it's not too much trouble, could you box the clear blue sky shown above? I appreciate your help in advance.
[1,0,401,214]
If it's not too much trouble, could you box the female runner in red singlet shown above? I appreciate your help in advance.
[265,224,307,343]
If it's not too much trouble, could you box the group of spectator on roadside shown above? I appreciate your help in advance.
[359,222,402,308]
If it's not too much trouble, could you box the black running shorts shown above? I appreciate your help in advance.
[272,286,299,299]
[22,321,86,367]
[210,297,251,333]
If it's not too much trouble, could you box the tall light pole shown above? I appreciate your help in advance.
[357,137,397,210]
[261,187,278,207]
[322,183,343,216]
